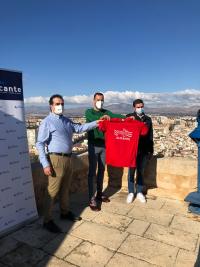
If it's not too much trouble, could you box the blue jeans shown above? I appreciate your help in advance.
[128,153,148,194]
[88,144,105,201]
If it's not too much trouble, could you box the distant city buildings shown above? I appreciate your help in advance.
[26,115,198,162]
[151,115,197,158]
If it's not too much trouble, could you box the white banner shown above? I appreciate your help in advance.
[0,69,38,235]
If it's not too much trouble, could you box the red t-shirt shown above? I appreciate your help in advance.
[98,118,148,167]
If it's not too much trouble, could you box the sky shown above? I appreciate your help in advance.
[0,0,200,107]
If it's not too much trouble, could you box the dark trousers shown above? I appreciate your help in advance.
[88,144,105,201]
[128,152,148,194]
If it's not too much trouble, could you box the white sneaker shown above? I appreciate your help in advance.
[136,193,146,203]
[126,193,134,204]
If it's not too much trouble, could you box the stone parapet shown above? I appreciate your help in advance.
[31,153,197,212]
[144,157,197,200]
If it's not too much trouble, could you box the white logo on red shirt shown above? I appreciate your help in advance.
[114,128,133,140]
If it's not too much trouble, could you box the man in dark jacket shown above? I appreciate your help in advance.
[126,99,153,203]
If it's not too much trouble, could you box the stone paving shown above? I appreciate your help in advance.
[0,191,200,267]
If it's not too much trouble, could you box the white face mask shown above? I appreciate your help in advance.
[95,100,104,110]
[136,107,144,115]
[54,104,64,115]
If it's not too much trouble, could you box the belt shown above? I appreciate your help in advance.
[49,152,72,157]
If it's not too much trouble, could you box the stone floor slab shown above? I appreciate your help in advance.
[128,206,173,226]
[170,215,200,235]
[43,234,83,259]
[175,249,197,267]
[65,241,114,267]
[11,223,56,248]
[93,211,132,230]
[109,192,130,203]
[78,208,100,221]
[101,201,133,216]
[106,252,157,267]
[71,221,128,250]
[1,192,200,267]
[126,219,150,236]
[54,199,98,222]
[134,197,165,210]
[37,256,75,267]
[145,223,198,251]
[161,199,188,216]
[0,236,20,257]
[118,234,178,266]
[56,219,83,234]
[0,243,46,267]
[69,204,99,221]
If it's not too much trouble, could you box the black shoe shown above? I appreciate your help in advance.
[96,194,110,203]
[89,203,101,211]
[89,198,101,211]
[60,211,82,222]
[43,220,62,233]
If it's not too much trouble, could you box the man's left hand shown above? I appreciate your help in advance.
[100,115,110,120]
[129,116,135,120]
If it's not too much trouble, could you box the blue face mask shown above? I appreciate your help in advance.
[136,107,144,115]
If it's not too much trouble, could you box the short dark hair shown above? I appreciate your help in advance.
[93,92,104,99]
[133,99,144,107]
[49,94,64,105]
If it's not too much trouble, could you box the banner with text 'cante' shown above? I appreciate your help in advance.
[0,69,38,235]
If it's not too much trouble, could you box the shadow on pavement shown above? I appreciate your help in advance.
[195,246,200,267]
[103,165,124,198]
[0,191,90,266]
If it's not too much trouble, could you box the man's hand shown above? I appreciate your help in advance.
[129,116,135,120]
[96,119,103,126]
[100,115,110,120]
[43,166,52,176]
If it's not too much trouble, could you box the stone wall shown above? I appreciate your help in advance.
[143,156,197,200]
[31,153,197,212]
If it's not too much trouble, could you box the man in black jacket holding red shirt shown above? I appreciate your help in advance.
[126,99,154,204]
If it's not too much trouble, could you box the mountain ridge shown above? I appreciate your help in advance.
[24,103,199,117]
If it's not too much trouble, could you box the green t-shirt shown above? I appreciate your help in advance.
[85,108,124,147]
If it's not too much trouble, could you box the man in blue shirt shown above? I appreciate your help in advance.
[36,94,99,233]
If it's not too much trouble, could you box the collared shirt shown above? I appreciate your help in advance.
[36,112,97,168]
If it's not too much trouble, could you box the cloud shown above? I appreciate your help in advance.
[24,89,200,107]
[63,94,92,104]
[24,96,49,104]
